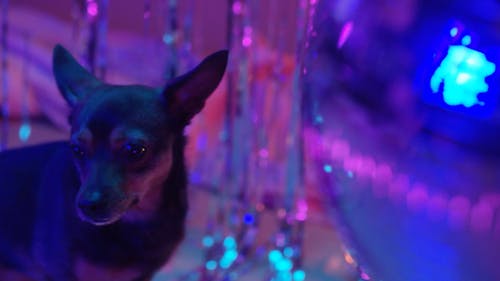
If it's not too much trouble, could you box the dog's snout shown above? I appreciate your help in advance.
[78,191,109,217]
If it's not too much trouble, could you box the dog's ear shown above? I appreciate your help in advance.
[52,44,102,107]
[163,50,228,124]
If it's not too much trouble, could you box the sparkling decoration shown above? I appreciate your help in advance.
[430,45,496,108]
[19,32,31,142]
[73,0,108,78]
[163,0,179,80]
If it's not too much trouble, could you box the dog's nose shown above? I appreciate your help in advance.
[78,191,108,217]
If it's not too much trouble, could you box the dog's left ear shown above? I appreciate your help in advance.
[164,50,228,124]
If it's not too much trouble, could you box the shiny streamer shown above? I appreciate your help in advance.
[19,32,32,143]
[79,0,108,78]
[163,0,179,80]
[0,0,9,150]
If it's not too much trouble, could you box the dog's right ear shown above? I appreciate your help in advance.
[52,44,102,107]
[163,50,228,125]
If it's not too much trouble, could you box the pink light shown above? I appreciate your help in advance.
[232,1,243,15]
[296,199,308,221]
[388,175,409,204]
[470,201,494,234]
[406,184,428,212]
[357,157,375,179]
[87,2,98,17]
[448,196,471,230]
[242,37,252,47]
[259,148,269,158]
[242,26,253,47]
[372,164,393,198]
[331,139,350,161]
[337,21,353,49]
[360,271,371,280]
[427,194,448,221]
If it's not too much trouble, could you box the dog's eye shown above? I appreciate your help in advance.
[123,143,147,161]
[70,144,86,159]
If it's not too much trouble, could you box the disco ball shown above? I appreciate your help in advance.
[303,0,500,280]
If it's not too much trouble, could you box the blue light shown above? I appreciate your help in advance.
[323,164,332,173]
[243,213,255,225]
[162,33,175,45]
[430,45,496,108]
[283,247,294,258]
[223,236,237,249]
[461,35,471,46]
[18,123,31,142]
[220,249,238,269]
[275,258,293,271]
[450,27,458,37]
[205,260,217,271]
[293,270,306,281]
[276,271,292,281]
[202,236,214,248]
[268,250,283,263]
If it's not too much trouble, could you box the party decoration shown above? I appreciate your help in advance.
[430,45,496,107]
[19,32,31,142]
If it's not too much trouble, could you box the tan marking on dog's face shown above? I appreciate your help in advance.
[121,138,173,222]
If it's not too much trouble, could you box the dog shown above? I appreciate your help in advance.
[0,45,228,281]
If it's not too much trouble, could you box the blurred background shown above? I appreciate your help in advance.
[1,0,499,281]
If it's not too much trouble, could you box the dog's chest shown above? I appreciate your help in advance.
[72,210,185,269]
[74,257,141,281]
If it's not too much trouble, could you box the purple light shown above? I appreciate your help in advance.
[337,21,353,49]
[232,1,243,15]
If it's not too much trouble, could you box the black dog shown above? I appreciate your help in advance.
[0,45,227,281]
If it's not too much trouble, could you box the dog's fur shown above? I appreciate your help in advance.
[0,45,227,281]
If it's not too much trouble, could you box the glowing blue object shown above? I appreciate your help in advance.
[430,45,496,107]
[323,164,332,173]
[347,171,353,178]
[18,123,31,142]
[243,213,254,224]
[162,33,175,45]
[461,35,471,46]
[293,270,306,281]
[450,27,458,37]
[220,249,238,269]
[275,258,293,271]
[269,250,283,263]
[202,236,214,248]
[223,236,236,249]
[277,271,292,281]
[283,247,294,258]
[205,260,217,271]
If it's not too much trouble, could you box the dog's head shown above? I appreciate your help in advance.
[52,45,227,225]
